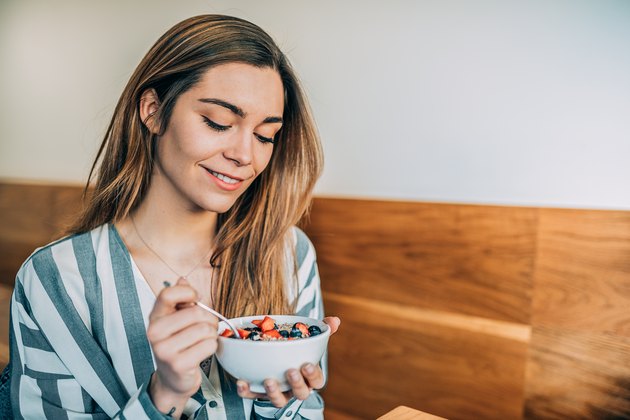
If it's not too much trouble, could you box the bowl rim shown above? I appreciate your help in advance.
[217,314,330,345]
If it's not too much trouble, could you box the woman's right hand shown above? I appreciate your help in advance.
[146,278,218,416]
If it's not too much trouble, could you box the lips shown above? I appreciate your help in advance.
[207,169,241,184]
[202,166,248,191]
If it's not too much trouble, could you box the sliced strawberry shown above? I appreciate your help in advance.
[252,319,263,327]
[260,316,276,332]
[294,322,309,337]
[220,329,234,338]
[237,328,251,339]
[263,329,282,339]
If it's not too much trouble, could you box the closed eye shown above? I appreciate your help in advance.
[202,116,230,132]
[255,133,275,144]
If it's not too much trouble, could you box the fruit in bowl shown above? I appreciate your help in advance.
[215,315,330,393]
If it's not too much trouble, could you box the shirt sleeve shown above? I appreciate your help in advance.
[251,227,326,420]
[9,259,172,419]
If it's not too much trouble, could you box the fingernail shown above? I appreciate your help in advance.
[289,370,300,381]
[264,379,276,391]
[236,381,245,392]
[304,364,315,374]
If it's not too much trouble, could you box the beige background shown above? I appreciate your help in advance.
[1,0,630,209]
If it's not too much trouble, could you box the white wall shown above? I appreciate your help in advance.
[1,0,629,209]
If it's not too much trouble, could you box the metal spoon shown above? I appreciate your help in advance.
[194,301,241,338]
[162,281,241,338]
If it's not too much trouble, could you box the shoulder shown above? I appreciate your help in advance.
[290,226,317,270]
[286,226,320,296]
[286,227,323,317]
[16,224,108,290]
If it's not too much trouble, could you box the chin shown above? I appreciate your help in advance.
[196,195,240,214]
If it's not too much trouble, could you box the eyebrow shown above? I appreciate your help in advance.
[198,98,283,124]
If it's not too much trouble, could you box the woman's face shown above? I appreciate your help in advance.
[152,63,284,214]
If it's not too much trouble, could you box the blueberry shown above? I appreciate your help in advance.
[308,325,322,336]
[279,330,289,338]
[248,331,261,341]
[289,327,302,338]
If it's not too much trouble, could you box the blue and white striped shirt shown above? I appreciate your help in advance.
[8,224,325,419]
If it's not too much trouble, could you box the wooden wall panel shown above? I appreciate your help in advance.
[524,208,630,418]
[524,328,630,419]
[0,182,83,285]
[305,198,537,324]
[321,292,529,420]
[3,182,630,419]
[530,209,630,335]
[0,284,11,368]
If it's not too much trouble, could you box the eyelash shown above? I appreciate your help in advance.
[203,117,230,132]
[202,117,275,144]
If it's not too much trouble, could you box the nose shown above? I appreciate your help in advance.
[223,129,253,167]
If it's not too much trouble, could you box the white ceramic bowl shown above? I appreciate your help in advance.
[215,315,330,393]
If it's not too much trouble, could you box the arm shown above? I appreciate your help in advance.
[10,255,215,419]
[10,269,171,419]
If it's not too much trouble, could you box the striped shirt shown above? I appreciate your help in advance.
[8,224,326,419]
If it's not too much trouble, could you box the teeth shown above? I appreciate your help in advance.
[210,170,239,184]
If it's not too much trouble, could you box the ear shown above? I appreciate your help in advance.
[139,88,161,134]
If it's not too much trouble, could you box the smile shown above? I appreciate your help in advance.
[208,169,240,184]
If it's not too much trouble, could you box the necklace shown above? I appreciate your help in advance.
[130,215,213,281]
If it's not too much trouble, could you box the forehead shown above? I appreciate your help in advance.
[187,62,284,116]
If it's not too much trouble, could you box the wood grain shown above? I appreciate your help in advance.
[0,284,12,368]
[320,292,528,420]
[304,198,537,324]
[0,182,83,285]
[3,183,630,419]
[531,208,630,335]
[378,405,448,419]
[523,327,630,419]
[324,407,364,420]
[524,208,630,418]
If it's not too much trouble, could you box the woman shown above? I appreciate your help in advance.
[5,14,339,419]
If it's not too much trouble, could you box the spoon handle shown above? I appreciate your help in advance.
[161,281,241,337]
[195,301,241,337]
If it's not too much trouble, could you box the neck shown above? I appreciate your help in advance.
[132,201,217,252]
[123,172,218,262]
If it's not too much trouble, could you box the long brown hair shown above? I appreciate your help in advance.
[68,15,323,317]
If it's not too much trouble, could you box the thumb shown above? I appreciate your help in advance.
[176,277,190,286]
[323,316,341,335]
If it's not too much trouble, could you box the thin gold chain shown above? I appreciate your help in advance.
[130,215,212,281]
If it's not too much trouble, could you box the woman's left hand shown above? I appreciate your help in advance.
[236,316,341,407]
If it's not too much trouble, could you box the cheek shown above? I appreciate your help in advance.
[255,146,275,173]
[161,127,207,165]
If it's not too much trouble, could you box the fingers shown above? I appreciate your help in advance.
[323,316,341,335]
[236,380,269,400]
[236,380,293,408]
[286,369,311,400]
[236,365,322,408]
[300,363,325,390]
[146,278,220,399]
[263,379,291,407]
[151,320,217,357]
[148,305,218,343]
[150,280,199,322]
[176,336,218,369]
